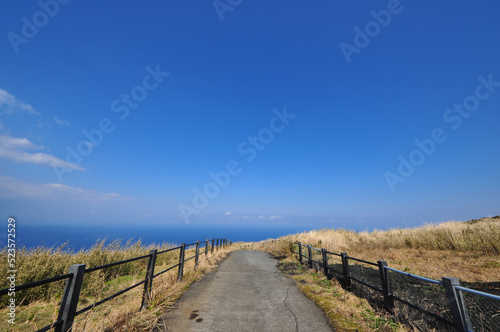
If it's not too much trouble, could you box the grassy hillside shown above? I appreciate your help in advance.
[254,216,500,331]
[260,216,500,282]
[1,217,498,331]
[0,239,237,331]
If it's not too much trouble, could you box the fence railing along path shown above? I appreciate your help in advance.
[292,242,500,332]
[0,238,232,332]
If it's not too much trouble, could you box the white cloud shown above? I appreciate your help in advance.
[48,183,133,202]
[0,134,85,171]
[0,134,43,150]
[0,91,82,172]
[221,213,283,220]
[0,174,134,203]
[53,117,71,126]
[256,215,282,220]
[0,89,40,116]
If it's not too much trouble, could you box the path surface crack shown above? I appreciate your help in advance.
[283,286,299,332]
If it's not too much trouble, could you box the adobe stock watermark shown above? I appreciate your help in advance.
[384,74,499,192]
[6,217,17,326]
[52,64,169,182]
[7,0,71,54]
[339,0,410,64]
[179,106,296,223]
[213,0,242,21]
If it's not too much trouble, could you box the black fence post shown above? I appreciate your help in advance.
[205,239,209,256]
[298,242,303,264]
[211,239,214,253]
[321,249,329,277]
[55,264,86,332]
[378,261,394,313]
[141,249,157,310]
[177,243,185,282]
[195,241,200,270]
[216,239,219,250]
[307,245,313,268]
[341,253,351,289]
[443,277,472,332]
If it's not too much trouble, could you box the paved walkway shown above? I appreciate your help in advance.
[156,250,334,332]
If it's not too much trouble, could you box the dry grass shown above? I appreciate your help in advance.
[289,216,499,254]
[71,246,235,332]
[2,217,498,331]
[277,257,405,331]
[263,216,500,282]
[252,216,500,331]
[0,239,177,306]
[0,239,238,331]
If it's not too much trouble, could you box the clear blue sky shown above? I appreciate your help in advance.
[1,0,499,231]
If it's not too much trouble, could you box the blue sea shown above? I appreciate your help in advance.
[1,223,309,251]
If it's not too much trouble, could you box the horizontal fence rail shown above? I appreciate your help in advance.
[385,266,444,285]
[347,255,378,267]
[291,241,499,332]
[84,253,151,273]
[0,238,232,332]
[0,274,73,296]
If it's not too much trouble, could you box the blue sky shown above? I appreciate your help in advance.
[1,0,499,232]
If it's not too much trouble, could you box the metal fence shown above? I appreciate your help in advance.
[0,238,232,332]
[292,242,500,332]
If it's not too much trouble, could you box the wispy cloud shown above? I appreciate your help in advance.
[0,134,42,150]
[53,117,71,126]
[0,174,134,203]
[0,89,40,116]
[0,134,85,171]
[222,213,283,220]
[48,183,133,202]
[258,215,282,220]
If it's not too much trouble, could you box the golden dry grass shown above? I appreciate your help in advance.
[252,216,500,331]
[277,258,405,332]
[259,216,500,282]
[71,245,236,332]
[0,239,238,331]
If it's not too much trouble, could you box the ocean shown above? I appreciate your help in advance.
[2,222,308,251]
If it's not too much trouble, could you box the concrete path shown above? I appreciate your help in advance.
[156,250,334,332]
